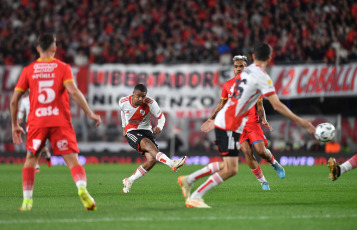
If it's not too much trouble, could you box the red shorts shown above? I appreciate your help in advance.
[239,123,268,147]
[26,126,79,155]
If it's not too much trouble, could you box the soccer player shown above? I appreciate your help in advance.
[181,43,315,208]
[10,33,101,211]
[119,84,187,193]
[196,55,285,192]
[328,155,357,181]
[18,94,52,172]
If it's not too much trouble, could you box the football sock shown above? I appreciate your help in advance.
[252,166,267,183]
[22,167,35,200]
[190,173,223,199]
[70,165,87,188]
[187,162,220,184]
[265,149,275,164]
[156,152,173,167]
[340,154,357,175]
[128,165,147,182]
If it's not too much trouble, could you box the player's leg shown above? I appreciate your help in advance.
[20,127,47,211]
[185,128,239,208]
[178,161,223,198]
[62,153,96,211]
[41,142,52,167]
[51,126,96,211]
[240,140,270,190]
[122,151,153,193]
[140,136,187,172]
[253,142,285,179]
[328,154,357,181]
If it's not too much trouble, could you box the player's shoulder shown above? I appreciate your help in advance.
[144,96,155,105]
[119,95,130,104]
[53,58,71,68]
[224,76,238,86]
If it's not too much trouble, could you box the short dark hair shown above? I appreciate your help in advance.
[37,33,55,51]
[254,43,272,61]
[134,84,147,93]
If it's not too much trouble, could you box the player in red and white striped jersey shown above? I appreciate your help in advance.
[119,84,187,194]
[180,55,285,197]
[182,43,315,208]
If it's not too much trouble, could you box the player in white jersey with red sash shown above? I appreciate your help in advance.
[119,84,187,194]
[182,43,315,208]
[10,33,101,211]
[18,95,52,171]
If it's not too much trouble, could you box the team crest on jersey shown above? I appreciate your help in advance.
[57,140,69,151]
[140,109,145,116]
[268,79,272,85]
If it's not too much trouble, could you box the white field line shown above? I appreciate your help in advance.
[1,214,357,225]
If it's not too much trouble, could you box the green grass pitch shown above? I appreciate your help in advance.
[0,163,356,230]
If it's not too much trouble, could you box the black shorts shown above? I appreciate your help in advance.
[214,127,241,157]
[126,129,159,155]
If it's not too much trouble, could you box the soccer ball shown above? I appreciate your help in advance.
[314,123,336,142]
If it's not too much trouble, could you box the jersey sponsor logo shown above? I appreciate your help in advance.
[33,63,58,73]
[32,139,42,151]
[35,106,59,117]
[129,119,142,125]
[57,140,69,151]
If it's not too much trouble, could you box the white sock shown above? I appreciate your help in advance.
[187,162,220,184]
[156,152,173,167]
[76,180,86,188]
[23,190,33,200]
[128,165,147,182]
[190,172,223,199]
[340,161,352,175]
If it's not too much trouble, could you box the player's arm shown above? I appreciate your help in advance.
[10,90,26,144]
[200,98,227,133]
[151,101,165,134]
[266,94,315,134]
[256,100,273,131]
[64,81,101,127]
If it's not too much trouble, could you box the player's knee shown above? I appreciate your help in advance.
[228,166,238,176]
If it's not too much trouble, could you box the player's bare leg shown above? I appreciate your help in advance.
[187,157,237,208]
[179,161,222,199]
[140,138,187,171]
[20,151,41,211]
[41,147,52,167]
[240,141,270,190]
[253,142,285,179]
[63,154,96,211]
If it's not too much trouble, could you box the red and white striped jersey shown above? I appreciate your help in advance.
[119,95,163,134]
[215,64,275,133]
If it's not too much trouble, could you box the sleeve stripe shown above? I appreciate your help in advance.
[264,91,276,97]
[63,79,74,86]
[15,87,25,92]
[221,97,228,100]
[158,112,163,119]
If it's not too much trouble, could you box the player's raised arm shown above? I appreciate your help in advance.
[10,90,26,144]
[64,80,101,127]
[266,94,315,134]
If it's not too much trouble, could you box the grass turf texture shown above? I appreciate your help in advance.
[0,164,356,230]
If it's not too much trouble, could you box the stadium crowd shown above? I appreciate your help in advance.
[1,0,357,65]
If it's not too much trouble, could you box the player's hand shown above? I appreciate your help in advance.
[89,113,101,127]
[201,119,215,133]
[12,125,25,145]
[153,126,162,134]
[262,119,273,131]
[300,118,316,134]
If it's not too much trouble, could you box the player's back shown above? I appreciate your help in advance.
[17,58,74,128]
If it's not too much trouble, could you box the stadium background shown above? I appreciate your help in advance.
[1,0,357,166]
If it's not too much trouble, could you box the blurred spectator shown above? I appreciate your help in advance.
[0,0,356,65]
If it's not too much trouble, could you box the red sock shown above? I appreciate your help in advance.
[70,165,87,184]
[268,155,275,164]
[23,167,35,191]
[251,166,263,179]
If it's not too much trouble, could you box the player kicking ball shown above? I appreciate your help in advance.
[119,84,187,193]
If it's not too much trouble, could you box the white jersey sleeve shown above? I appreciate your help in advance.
[18,96,30,120]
